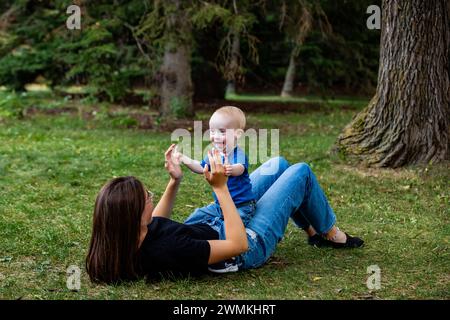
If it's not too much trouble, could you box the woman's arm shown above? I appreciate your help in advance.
[152,144,183,219]
[204,150,248,264]
[151,178,181,219]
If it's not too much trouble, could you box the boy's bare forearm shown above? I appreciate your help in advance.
[230,164,245,176]
[180,155,204,173]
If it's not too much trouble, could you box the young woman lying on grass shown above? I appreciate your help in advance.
[86,145,364,284]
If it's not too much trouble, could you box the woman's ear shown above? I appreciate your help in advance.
[141,202,154,226]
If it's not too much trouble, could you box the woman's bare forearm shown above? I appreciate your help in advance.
[213,186,248,252]
[152,178,181,218]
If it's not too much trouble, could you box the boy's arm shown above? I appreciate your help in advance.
[223,150,247,176]
[224,163,245,176]
[180,154,204,174]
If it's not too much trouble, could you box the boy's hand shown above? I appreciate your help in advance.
[224,164,233,176]
[224,152,232,176]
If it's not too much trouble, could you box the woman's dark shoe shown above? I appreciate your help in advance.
[327,232,364,248]
[308,234,328,247]
[308,233,364,248]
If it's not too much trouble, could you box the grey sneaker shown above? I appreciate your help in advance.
[208,257,238,274]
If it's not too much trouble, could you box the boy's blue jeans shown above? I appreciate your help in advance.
[184,157,336,270]
[184,201,256,237]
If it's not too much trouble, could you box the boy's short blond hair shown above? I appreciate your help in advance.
[213,106,246,130]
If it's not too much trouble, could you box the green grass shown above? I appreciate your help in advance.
[0,93,449,300]
[226,93,371,107]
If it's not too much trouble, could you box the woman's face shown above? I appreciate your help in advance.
[141,189,154,226]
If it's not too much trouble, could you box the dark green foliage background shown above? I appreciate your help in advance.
[0,0,380,101]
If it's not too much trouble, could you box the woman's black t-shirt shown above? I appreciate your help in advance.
[138,217,219,278]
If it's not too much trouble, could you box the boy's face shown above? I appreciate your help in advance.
[209,113,239,153]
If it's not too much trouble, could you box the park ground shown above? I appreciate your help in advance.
[0,91,449,299]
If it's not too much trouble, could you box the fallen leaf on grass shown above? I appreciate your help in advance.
[313,277,323,281]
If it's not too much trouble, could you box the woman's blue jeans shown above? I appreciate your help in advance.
[184,157,336,270]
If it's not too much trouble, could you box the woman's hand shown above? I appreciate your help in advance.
[172,144,183,165]
[203,149,228,189]
[164,144,183,181]
[151,144,182,220]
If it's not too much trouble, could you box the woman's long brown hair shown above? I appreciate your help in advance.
[86,176,146,284]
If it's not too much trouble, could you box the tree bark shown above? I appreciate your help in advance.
[225,28,240,96]
[0,6,18,30]
[160,0,194,117]
[281,49,297,97]
[160,45,194,117]
[337,0,449,167]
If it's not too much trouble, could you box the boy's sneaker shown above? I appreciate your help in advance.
[208,257,238,274]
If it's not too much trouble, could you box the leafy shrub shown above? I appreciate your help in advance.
[0,1,151,102]
[0,92,33,119]
[169,97,189,119]
[109,113,138,128]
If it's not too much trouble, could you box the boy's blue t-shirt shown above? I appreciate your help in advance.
[200,146,255,205]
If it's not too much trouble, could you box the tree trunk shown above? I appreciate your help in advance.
[225,81,236,96]
[0,6,18,30]
[281,49,297,97]
[337,0,449,167]
[160,0,194,118]
[225,28,240,96]
[160,45,194,117]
